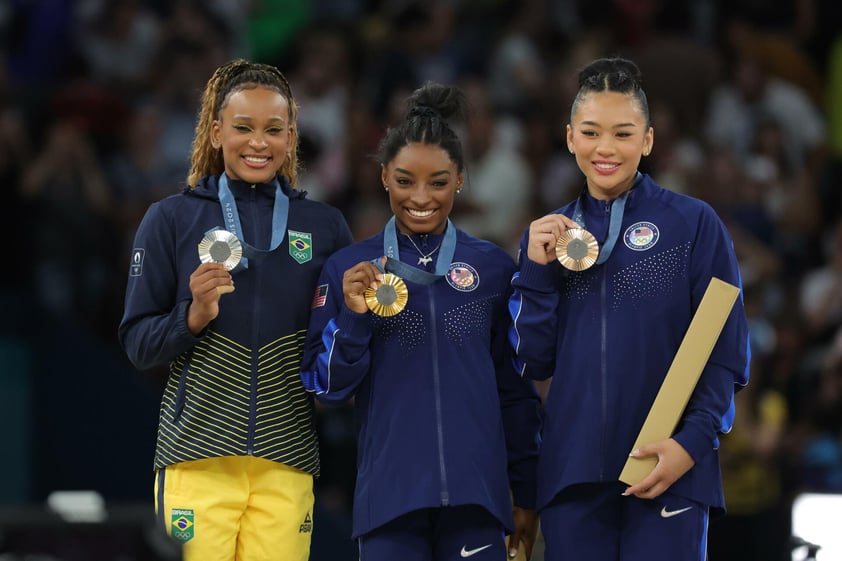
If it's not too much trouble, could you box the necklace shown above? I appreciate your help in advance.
[404,235,442,266]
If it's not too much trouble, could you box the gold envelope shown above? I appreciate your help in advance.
[619,277,740,485]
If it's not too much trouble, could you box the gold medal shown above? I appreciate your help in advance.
[364,273,408,316]
[198,230,242,294]
[555,228,599,271]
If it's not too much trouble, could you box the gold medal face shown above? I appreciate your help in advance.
[198,230,243,271]
[364,273,408,316]
[555,228,599,271]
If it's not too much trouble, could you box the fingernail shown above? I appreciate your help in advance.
[509,548,517,558]
[630,449,639,457]
[376,274,384,282]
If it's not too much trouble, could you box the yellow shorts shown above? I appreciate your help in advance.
[155,456,314,561]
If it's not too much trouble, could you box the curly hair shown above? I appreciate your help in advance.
[186,59,300,188]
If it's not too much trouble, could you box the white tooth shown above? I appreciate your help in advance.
[408,209,434,217]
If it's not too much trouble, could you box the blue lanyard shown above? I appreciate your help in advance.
[571,173,640,265]
[380,216,457,284]
[217,173,289,270]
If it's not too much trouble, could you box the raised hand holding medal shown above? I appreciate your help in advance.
[364,273,409,316]
[197,229,242,294]
[555,227,599,271]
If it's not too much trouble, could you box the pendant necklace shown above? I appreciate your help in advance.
[404,235,442,266]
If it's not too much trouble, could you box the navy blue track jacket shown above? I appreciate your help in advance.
[509,173,750,512]
[119,175,352,475]
[300,225,542,538]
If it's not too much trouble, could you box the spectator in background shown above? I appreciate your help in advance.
[21,118,115,333]
[704,48,826,181]
[451,77,532,253]
[73,0,162,92]
[799,218,842,345]
[287,23,356,204]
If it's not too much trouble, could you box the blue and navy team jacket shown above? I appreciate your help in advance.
[509,173,750,513]
[118,175,353,475]
[300,226,542,539]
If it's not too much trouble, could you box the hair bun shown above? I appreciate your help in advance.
[578,57,644,89]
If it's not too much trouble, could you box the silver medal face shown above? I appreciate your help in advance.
[198,230,243,271]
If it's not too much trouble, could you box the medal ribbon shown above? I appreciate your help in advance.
[217,173,289,270]
[379,216,457,285]
[571,173,641,265]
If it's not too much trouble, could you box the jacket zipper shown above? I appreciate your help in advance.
[599,199,610,480]
[247,184,259,455]
[429,290,449,505]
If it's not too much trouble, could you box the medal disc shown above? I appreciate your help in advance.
[556,228,599,271]
[364,273,408,316]
[198,230,243,271]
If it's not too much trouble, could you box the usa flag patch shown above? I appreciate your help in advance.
[311,284,328,308]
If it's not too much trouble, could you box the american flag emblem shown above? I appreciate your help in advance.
[624,221,659,251]
[311,284,328,308]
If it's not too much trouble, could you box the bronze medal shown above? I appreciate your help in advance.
[555,228,599,271]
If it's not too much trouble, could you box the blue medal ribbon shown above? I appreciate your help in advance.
[216,173,289,271]
[571,173,641,266]
[378,216,457,285]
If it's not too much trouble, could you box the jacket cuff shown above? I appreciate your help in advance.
[515,259,558,293]
[672,421,714,463]
[336,305,372,340]
[177,299,207,341]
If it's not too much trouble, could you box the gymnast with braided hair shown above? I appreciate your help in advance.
[119,58,353,561]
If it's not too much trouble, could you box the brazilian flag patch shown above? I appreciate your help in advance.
[289,230,312,264]
[171,508,195,543]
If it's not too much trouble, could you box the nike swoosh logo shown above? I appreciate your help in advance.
[461,544,493,557]
[660,506,693,518]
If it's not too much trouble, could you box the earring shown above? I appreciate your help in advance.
[383,184,389,192]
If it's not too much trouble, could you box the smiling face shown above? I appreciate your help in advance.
[382,142,463,235]
[567,90,653,200]
[211,85,292,185]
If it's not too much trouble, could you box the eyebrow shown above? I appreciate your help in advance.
[232,115,287,122]
[579,120,638,128]
[394,168,451,176]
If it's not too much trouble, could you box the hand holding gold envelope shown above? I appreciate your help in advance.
[198,230,242,294]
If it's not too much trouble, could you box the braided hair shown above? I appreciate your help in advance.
[187,59,300,189]
[377,81,468,171]
[570,57,650,128]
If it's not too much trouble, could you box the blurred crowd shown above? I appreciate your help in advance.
[2,0,842,559]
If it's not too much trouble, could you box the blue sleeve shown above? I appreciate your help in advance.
[118,202,203,370]
[673,205,750,462]
[508,231,563,381]
[300,256,373,403]
[495,255,542,509]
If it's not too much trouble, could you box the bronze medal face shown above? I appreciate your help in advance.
[198,230,243,271]
[364,273,408,316]
[555,228,599,271]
